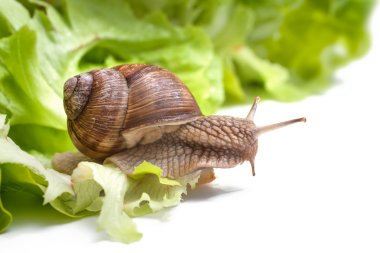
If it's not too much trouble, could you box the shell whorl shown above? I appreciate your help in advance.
[65,68,129,159]
[64,73,93,120]
[114,64,202,132]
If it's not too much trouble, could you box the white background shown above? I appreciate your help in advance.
[1,4,380,253]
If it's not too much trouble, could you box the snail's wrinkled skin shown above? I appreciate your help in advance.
[105,116,258,179]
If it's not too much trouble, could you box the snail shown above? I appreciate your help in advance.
[53,64,306,181]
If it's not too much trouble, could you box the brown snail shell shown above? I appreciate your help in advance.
[64,64,202,159]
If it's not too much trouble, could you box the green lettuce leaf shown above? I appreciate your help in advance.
[71,162,142,243]
[232,46,307,101]
[0,0,29,38]
[129,0,374,102]
[0,114,42,232]
[69,161,200,242]
[0,167,12,233]
[124,161,200,217]
[240,0,375,100]
[0,114,92,229]
[0,114,77,227]
[128,161,180,186]
[0,114,200,242]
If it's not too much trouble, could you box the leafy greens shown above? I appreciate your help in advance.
[0,0,375,243]
[0,115,199,242]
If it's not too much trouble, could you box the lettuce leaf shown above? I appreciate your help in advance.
[71,162,142,243]
[0,114,199,242]
[124,161,200,217]
[69,161,199,242]
[0,168,12,233]
[0,114,78,230]
[128,0,374,102]
[245,0,375,97]
[235,0,374,100]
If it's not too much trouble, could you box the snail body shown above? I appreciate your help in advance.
[105,115,258,178]
[57,64,305,179]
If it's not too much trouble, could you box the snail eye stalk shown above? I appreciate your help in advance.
[246,96,260,121]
